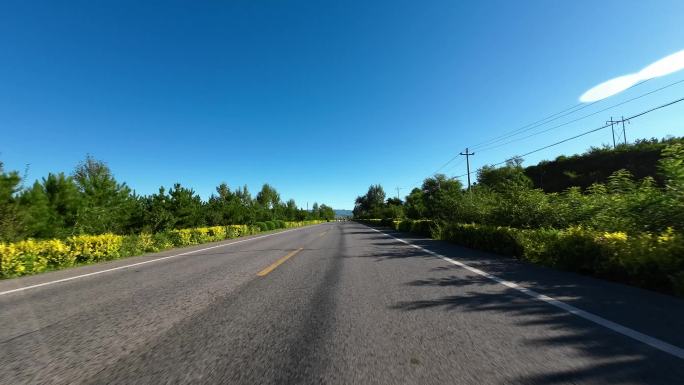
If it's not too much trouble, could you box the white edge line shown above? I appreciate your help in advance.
[366,225,684,360]
[0,224,323,296]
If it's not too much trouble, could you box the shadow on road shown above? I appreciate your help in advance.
[390,285,682,384]
[344,224,684,385]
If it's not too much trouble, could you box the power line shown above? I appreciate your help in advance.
[443,157,466,174]
[474,78,684,153]
[470,102,596,150]
[400,151,465,190]
[401,77,681,192]
[452,95,684,179]
[469,79,651,151]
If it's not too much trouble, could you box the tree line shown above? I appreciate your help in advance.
[525,136,684,192]
[0,155,334,242]
[354,140,684,234]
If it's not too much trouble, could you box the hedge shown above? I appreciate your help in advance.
[0,221,324,279]
[356,219,684,296]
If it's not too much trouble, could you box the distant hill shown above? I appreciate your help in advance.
[524,137,683,192]
[334,209,353,218]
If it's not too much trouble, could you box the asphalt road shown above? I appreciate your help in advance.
[1,221,684,384]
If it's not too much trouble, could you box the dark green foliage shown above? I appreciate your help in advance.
[354,138,684,296]
[525,137,684,192]
[478,157,531,193]
[167,183,205,229]
[0,162,23,241]
[353,185,387,218]
[0,156,332,242]
[404,188,426,219]
[318,204,335,221]
[440,223,524,256]
[72,156,136,235]
[360,219,684,296]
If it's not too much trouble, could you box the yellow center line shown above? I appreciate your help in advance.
[257,248,304,277]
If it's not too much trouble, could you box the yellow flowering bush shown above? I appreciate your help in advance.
[190,228,211,244]
[13,240,48,273]
[40,239,73,268]
[206,226,226,240]
[226,225,241,238]
[169,229,193,246]
[137,233,158,252]
[360,219,684,296]
[67,234,123,263]
[0,243,25,277]
[1,221,322,279]
[227,224,253,237]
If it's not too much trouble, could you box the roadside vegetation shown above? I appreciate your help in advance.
[0,221,323,278]
[0,156,332,278]
[354,138,684,296]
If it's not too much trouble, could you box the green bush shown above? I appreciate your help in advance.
[439,223,684,295]
[440,223,523,257]
[361,217,684,296]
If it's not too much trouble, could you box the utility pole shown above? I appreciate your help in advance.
[606,117,620,148]
[395,187,402,200]
[607,117,629,148]
[460,147,475,191]
[621,115,629,145]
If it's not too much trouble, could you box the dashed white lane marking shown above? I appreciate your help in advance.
[368,226,684,360]
[0,225,324,297]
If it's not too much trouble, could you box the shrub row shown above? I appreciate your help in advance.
[356,219,684,296]
[355,218,434,236]
[0,221,324,278]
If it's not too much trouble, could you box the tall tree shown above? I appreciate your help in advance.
[257,183,280,220]
[43,173,80,235]
[404,188,426,219]
[142,186,176,232]
[353,184,386,218]
[72,156,134,234]
[318,204,335,220]
[168,183,205,229]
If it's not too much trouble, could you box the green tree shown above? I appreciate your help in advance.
[420,174,462,221]
[404,188,426,219]
[353,184,386,218]
[141,186,176,232]
[0,162,24,241]
[43,173,80,235]
[284,198,298,221]
[318,204,335,220]
[168,183,205,229]
[311,202,320,219]
[72,156,135,234]
[257,183,280,220]
[19,181,52,238]
[477,158,532,193]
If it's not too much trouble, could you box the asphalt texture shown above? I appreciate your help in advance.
[1,221,683,384]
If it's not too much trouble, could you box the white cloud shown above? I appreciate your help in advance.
[579,49,684,103]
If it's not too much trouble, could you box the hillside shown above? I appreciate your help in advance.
[334,209,353,218]
[524,136,684,192]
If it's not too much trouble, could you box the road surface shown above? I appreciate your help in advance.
[1,221,683,384]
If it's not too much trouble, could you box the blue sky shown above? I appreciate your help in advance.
[1,0,684,209]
